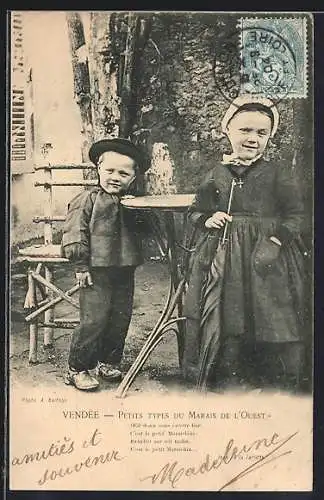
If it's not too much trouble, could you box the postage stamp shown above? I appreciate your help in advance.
[239,17,308,99]
[213,16,309,102]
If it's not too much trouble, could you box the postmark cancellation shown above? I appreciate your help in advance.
[239,16,308,100]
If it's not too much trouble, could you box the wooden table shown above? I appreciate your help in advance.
[116,194,195,398]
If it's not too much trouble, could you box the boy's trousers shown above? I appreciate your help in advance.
[68,266,135,371]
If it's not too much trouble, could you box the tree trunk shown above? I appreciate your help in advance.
[66,12,93,161]
[118,13,152,139]
[88,12,120,140]
[66,12,152,156]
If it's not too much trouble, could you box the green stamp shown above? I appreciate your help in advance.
[239,17,308,99]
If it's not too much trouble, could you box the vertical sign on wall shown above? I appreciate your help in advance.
[11,12,27,164]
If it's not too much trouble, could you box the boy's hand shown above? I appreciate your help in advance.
[75,271,93,288]
[205,211,233,229]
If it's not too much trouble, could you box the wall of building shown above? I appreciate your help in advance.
[11,11,85,245]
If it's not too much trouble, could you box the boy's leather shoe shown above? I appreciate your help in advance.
[96,362,122,381]
[64,369,99,391]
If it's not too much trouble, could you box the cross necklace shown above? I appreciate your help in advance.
[227,165,250,189]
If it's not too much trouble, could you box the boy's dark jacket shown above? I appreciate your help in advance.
[61,186,148,271]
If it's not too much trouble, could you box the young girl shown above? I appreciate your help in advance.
[182,95,308,392]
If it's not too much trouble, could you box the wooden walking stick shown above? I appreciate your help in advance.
[221,177,236,245]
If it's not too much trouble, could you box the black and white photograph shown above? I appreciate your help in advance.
[8,10,314,492]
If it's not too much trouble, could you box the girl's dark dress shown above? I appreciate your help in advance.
[182,159,307,388]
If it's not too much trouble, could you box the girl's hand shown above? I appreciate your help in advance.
[75,271,93,288]
[205,211,233,229]
[253,237,281,276]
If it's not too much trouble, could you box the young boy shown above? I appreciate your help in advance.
[62,138,149,391]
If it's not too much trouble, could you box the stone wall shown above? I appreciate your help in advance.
[134,13,312,203]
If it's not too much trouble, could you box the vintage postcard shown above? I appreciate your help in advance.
[8,11,314,492]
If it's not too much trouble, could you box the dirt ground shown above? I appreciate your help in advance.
[10,259,194,395]
[10,258,312,397]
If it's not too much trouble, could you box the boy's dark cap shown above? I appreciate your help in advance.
[89,138,149,171]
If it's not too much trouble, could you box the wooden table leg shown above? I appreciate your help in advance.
[164,211,185,365]
[115,278,187,398]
